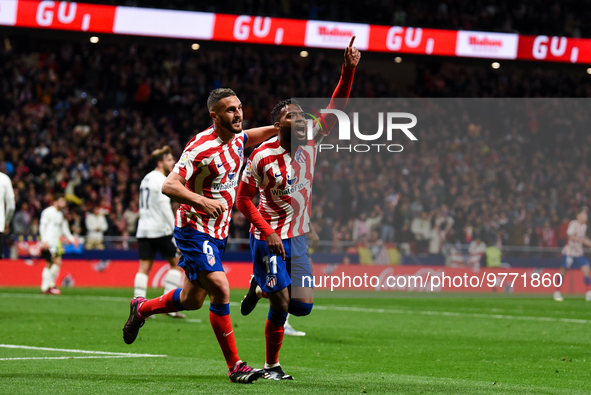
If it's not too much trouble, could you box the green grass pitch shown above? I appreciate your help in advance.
[1,287,591,394]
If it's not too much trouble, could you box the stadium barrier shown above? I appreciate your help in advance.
[1,0,588,64]
[0,259,585,294]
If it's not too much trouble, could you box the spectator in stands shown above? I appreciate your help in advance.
[468,234,487,267]
[123,200,139,236]
[411,211,431,253]
[85,206,108,250]
[12,202,32,235]
[353,212,371,242]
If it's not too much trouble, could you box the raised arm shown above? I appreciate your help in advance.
[162,172,226,218]
[318,36,361,134]
[244,125,277,148]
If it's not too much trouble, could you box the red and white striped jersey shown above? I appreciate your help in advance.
[173,126,247,239]
[241,133,322,240]
[561,220,587,257]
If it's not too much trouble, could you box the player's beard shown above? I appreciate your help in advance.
[220,116,243,134]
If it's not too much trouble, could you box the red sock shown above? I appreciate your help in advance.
[138,289,178,317]
[209,311,240,368]
[261,292,268,299]
[265,319,284,365]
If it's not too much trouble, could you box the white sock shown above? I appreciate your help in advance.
[41,267,52,292]
[134,273,149,298]
[164,269,182,295]
[264,362,281,369]
[285,313,291,326]
[49,264,61,288]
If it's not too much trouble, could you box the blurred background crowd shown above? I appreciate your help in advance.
[1,36,590,253]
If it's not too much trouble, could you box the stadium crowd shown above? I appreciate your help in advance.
[1,41,590,254]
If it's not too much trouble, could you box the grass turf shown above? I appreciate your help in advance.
[1,287,590,394]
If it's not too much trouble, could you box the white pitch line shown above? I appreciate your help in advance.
[0,293,129,302]
[312,305,591,324]
[0,355,165,361]
[2,292,590,324]
[0,344,166,357]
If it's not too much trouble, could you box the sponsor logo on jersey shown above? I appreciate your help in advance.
[271,182,305,196]
[287,174,297,186]
[179,151,190,167]
[244,159,252,177]
[211,173,238,191]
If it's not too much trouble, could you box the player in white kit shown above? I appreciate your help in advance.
[39,194,78,294]
[0,170,15,259]
[134,146,185,318]
[553,207,591,301]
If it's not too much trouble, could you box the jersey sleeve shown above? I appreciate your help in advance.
[242,131,248,147]
[241,151,263,188]
[567,222,577,237]
[173,144,203,180]
[158,188,175,228]
[39,210,49,242]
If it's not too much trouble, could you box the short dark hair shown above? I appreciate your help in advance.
[53,192,65,201]
[150,145,172,163]
[207,88,237,111]
[271,99,300,123]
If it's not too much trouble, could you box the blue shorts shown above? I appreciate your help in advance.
[561,255,590,269]
[175,226,227,282]
[250,234,313,293]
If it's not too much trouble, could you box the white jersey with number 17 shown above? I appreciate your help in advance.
[136,170,175,238]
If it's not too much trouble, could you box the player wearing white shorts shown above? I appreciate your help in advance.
[39,194,78,294]
[553,208,591,301]
[0,171,15,259]
[134,146,185,318]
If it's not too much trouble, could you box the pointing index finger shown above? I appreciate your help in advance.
[348,35,356,48]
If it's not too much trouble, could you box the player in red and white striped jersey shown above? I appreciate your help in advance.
[123,88,277,383]
[554,208,591,302]
[237,37,361,380]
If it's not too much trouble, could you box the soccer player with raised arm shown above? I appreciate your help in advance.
[133,146,185,318]
[236,37,361,380]
[553,207,591,302]
[39,194,78,294]
[122,88,276,384]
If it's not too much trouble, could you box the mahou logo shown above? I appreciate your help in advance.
[456,31,518,59]
[468,36,502,47]
[318,27,354,37]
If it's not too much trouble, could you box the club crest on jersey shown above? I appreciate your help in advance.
[227,173,236,180]
[266,274,277,288]
[237,146,243,158]
[295,147,309,163]
[207,253,216,266]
